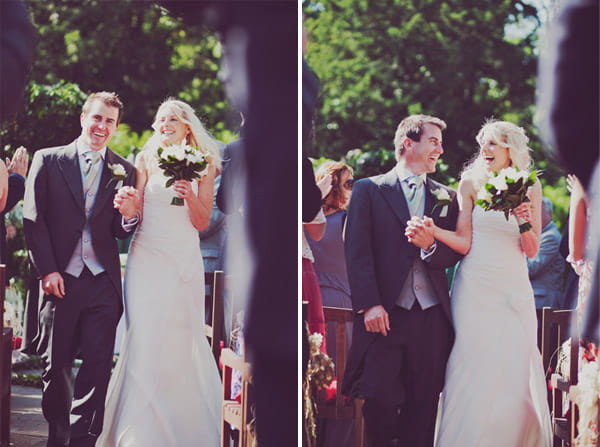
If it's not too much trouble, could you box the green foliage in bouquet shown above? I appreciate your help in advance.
[475,168,538,233]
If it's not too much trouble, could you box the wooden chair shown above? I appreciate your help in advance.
[315,306,365,447]
[538,307,579,446]
[0,266,11,447]
[204,270,225,364]
[220,347,253,447]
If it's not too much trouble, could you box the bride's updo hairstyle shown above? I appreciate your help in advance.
[462,119,533,191]
[144,97,222,169]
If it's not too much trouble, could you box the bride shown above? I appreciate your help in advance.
[98,99,222,446]
[409,120,552,446]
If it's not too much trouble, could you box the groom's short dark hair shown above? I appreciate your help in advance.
[82,91,124,125]
[394,114,446,160]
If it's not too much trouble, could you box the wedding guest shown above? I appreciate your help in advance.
[527,196,566,309]
[157,3,298,444]
[537,0,598,343]
[306,160,354,446]
[303,207,328,352]
[23,91,138,446]
[0,0,35,122]
[100,98,222,446]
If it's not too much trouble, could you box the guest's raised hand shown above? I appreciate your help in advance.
[317,173,333,199]
[566,174,587,204]
[42,271,65,298]
[173,180,193,201]
[6,146,29,178]
[364,304,390,336]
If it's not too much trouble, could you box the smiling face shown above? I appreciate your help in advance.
[479,137,511,172]
[79,100,119,151]
[155,107,190,146]
[403,122,444,175]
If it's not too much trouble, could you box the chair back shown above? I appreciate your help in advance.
[315,306,365,447]
[0,265,11,446]
[539,307,579,446]
[205,270,225,364]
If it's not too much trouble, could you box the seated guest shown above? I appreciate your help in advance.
[527,196,566,309]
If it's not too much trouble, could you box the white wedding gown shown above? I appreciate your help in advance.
[98,162,221,447]
[436,206,552,447]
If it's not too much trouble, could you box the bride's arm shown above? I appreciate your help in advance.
[179,164,216,231]
[515,181,542,258]
[133,153,148,222]
[428,178,474,255]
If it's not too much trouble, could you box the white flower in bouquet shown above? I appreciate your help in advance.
[156,143,211,206]
[487,174,508,191]
[474,167,538,233]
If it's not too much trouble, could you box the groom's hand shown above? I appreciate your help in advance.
[42,272,65,298]
[364,305,390,336]
[114,186,139,220]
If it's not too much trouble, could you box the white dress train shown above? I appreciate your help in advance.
[436,206,552,447]
[98,160,221,447]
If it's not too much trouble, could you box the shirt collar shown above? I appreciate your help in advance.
[76,137,107,160]
[395,163,426,184]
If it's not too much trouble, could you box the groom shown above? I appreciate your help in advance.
[23,91,138,447]
[342,115,462,446]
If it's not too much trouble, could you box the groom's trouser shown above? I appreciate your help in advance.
[361,303,452,447]
[37,268,121,447]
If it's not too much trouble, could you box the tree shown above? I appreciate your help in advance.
[304,0,562,183]
[0,0,233,154]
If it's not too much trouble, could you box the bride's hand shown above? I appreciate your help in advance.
[511,202,531,223]
[173,180,193,201]
[405,216,435,249]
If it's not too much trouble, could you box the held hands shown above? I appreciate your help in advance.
[114,186,140,220]
[42,272,65,298]
[405,216,435,249]
[6,146,29,178]
[364,304,390,336]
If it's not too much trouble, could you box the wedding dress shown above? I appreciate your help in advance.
[98,158,221,446]
[436,206,552,447]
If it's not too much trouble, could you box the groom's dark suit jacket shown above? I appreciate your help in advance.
[23,141,136,298]
[342,168,461,399]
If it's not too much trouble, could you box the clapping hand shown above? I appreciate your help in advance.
[6,146,29,178]
[317,173,333,199]
[114,186,139,219]
[405,216,435,249]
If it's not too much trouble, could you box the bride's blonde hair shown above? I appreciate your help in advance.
[143,98,222,169]
[462,119,533,191]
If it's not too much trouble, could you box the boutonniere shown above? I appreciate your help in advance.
[431,187,451,217]
[107,163,126,190]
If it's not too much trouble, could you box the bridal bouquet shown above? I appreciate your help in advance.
[474,167,538,233]
[156,143,210,206]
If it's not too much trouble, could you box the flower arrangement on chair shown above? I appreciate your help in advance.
[303,332,334,447]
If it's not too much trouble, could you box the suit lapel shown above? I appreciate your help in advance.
[377,169,411,227]
[57,142,85,211]
[424,177,437,217]
[91,149,117,217]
